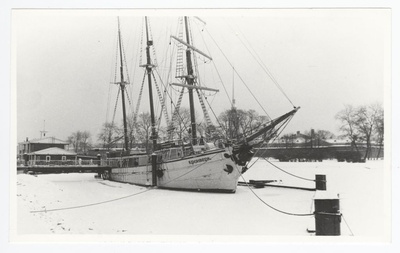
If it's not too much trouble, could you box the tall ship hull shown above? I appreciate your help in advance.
[107,147,242,192]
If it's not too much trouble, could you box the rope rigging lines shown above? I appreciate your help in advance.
[245,111,295,173]
[151,71,170,127]
[224,18,296,109]
[203,27,271,119]
[105,31,120,125]
[111,87,121,129]
[133,73,146,126]
[107,16,300,151]
[194,22,233,110]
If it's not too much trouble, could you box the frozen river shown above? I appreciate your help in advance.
[14,159,389,242]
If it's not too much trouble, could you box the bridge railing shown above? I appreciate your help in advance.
[27,159,100,166]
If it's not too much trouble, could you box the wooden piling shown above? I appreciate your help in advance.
[96,154,102,178]
[97,154,102,166]
[151,153,157,186]
[314,192,341,236]
[315,174,327,190]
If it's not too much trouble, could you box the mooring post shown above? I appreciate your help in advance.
[97,154,101,166]
[96,153,102,179]
[23,153,28,166]
[151,153,157,186]
[315,174,326,190]
[314,192,341,236]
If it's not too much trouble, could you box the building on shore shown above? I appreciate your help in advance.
[17,137,69,164]
[256,130,384,162]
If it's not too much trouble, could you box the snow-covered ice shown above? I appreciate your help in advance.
[14,159,389,242]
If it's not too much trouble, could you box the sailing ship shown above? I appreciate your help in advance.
[101,16,299,193]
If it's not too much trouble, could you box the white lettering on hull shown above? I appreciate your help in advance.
[188,157,212,165]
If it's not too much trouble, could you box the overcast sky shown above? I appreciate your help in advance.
[14,9,389,142]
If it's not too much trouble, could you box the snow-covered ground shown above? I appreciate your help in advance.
[14,159,389,242]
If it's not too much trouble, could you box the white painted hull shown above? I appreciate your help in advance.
[109,149,242,192]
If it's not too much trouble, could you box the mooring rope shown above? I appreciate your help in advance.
[217,142,313,217]
[234,162,313,217]
[242,113,315,183]
[30,188,153,214]
[263,158,315,182]
[341,213,355,236]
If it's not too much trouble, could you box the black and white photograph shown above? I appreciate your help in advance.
[2,2,398,252]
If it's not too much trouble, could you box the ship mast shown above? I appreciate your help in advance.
[144,16,158,151]
[117,18,130,153]
[184,16,197,145]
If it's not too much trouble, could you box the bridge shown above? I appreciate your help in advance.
[17,159,112,175]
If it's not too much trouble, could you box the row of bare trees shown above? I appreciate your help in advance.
[97,112,163,153]
[335,103,384,160]
[218,108,269,140]
[67,130,92,154]
[68,103,383,158]
[95,107,271,152]
[277,103,383,160]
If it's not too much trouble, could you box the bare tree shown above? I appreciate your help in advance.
[373,103,384,158]
[126,116,138,149]
[335,104,361,154]
[242,109,270,136]
[218,108,269,141]
[218,108,244,140]
[97,122,121,148]
[303,129,335,148]
[281,133,296,149]
[354,103,383,160]
[135,112,152,152]
[80,131,91,154]
[68,130,92,153]
[316,130,335,140]
[336,103,383,160]
[197,122,219,142]
[68,131,82,153]
[157,126,168,143]
[169,107,192,141]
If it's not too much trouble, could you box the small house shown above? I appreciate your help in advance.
[27,147,77,166]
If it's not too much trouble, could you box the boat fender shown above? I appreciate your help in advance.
[156,169,164,178]
[102,171,110,180]
[232,144,254,166]
[224,164,234,174]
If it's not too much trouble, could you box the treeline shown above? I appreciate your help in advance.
[66,102,383,159]
[335,103,384,160]
[95,107,270,153]
[262,102,384,162]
